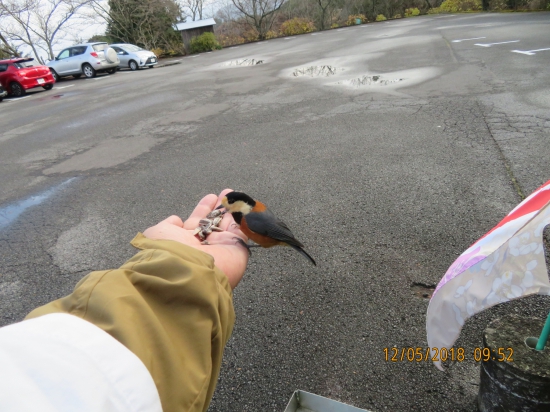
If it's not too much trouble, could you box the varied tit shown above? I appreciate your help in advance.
[217,191,316,266]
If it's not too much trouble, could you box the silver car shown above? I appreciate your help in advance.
[47,42,119,80]
[109,44,158,71]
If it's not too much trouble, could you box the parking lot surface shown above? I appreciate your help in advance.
[1,12,549,411]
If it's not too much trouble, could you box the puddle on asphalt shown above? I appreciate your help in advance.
[222,58,264,67]
[0,178,76,230]
[293,65,338,77]
[346,75,404,87]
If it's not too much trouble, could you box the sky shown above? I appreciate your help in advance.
[11,0,223,61]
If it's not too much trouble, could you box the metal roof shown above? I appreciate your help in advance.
[174,18,216,31]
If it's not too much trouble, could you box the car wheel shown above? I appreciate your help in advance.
[50,69,59,82]
[73,74,81,79]
[106,68,117,74]
[82,63,96,78]
[42,84,53,90]
[10,82,25,97]
[129,60,138,71]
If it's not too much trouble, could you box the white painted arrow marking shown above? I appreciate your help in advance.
[474,40,519,47]
[452,37,486,43]
[511,48,550,56]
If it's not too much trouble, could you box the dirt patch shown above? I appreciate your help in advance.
[293,65,337,77]
[223,58,264,67]
[411,282,436,300]
[347,75,404,87]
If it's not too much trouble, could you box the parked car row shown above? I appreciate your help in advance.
[47,42,158,81]
[0,42,158,99]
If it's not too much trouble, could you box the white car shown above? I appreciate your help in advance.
[109,44,158,71]
[47,42,119,80]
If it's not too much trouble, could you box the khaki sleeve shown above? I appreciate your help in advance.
[26,233,235,412]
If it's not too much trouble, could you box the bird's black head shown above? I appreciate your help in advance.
[225,191,256,206]
[218,191,257,215]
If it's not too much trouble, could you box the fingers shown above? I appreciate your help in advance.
[162,215,184,228]
[183,194,218,229]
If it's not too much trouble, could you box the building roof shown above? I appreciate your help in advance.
[174,18,216,32]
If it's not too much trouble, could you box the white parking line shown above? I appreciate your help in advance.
[4,96,31,102]
[511,48,550,56]
[452,37,486,43]
[55,84,75,89]
[86,76,108,81]
[284,37,295,40]
[337,29,346,31]
[166,59,182,63]
[474,40,520,47]
[311,33,322,35]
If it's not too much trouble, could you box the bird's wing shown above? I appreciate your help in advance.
[245,210,304,248]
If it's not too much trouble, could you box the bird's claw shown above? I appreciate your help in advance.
[233,237,252,256]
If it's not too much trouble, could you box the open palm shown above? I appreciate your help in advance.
[143,189,248,289]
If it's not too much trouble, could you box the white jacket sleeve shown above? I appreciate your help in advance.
[0,313,162,412]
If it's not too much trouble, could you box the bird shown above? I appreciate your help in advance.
[216,191,316,266]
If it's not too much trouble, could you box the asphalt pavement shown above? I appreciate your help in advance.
[1,11,549,412]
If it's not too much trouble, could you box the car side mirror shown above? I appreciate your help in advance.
[55,57,59,61]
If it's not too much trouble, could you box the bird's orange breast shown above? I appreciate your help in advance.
[240,215,284,248]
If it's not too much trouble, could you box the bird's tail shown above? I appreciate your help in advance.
[290,244,316,266]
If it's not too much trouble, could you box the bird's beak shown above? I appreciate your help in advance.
[215,204,224,210]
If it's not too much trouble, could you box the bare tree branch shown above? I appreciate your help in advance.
[231,0,285,39]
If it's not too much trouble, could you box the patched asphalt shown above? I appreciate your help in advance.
[1,12,550,412]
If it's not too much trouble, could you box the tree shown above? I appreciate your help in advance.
[316,0,338,29]
[104,0,183,50]
[231,0,285,40]
[0,0,92,63]
[181,0,203,20]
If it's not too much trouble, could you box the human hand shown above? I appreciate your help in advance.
[143,189,248,289]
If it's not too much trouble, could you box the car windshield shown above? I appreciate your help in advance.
[13,61,34,68]
[92,44,107,52]
[122,45,144,52]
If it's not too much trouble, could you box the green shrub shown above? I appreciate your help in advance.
[405,7,421,16]
[439,0,482,11]
[331,23,339,28]
[376,14,387,21]
[393,14,402,18]
[280,18,316,35]
[346,14,368,25]
[190,32,221,53]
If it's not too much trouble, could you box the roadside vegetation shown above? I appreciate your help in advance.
[213,0,550,48]
[1,0,549,61]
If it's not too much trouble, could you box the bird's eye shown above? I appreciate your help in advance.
[228,199,234,204]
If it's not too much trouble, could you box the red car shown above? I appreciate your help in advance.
[0,57,55,97]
